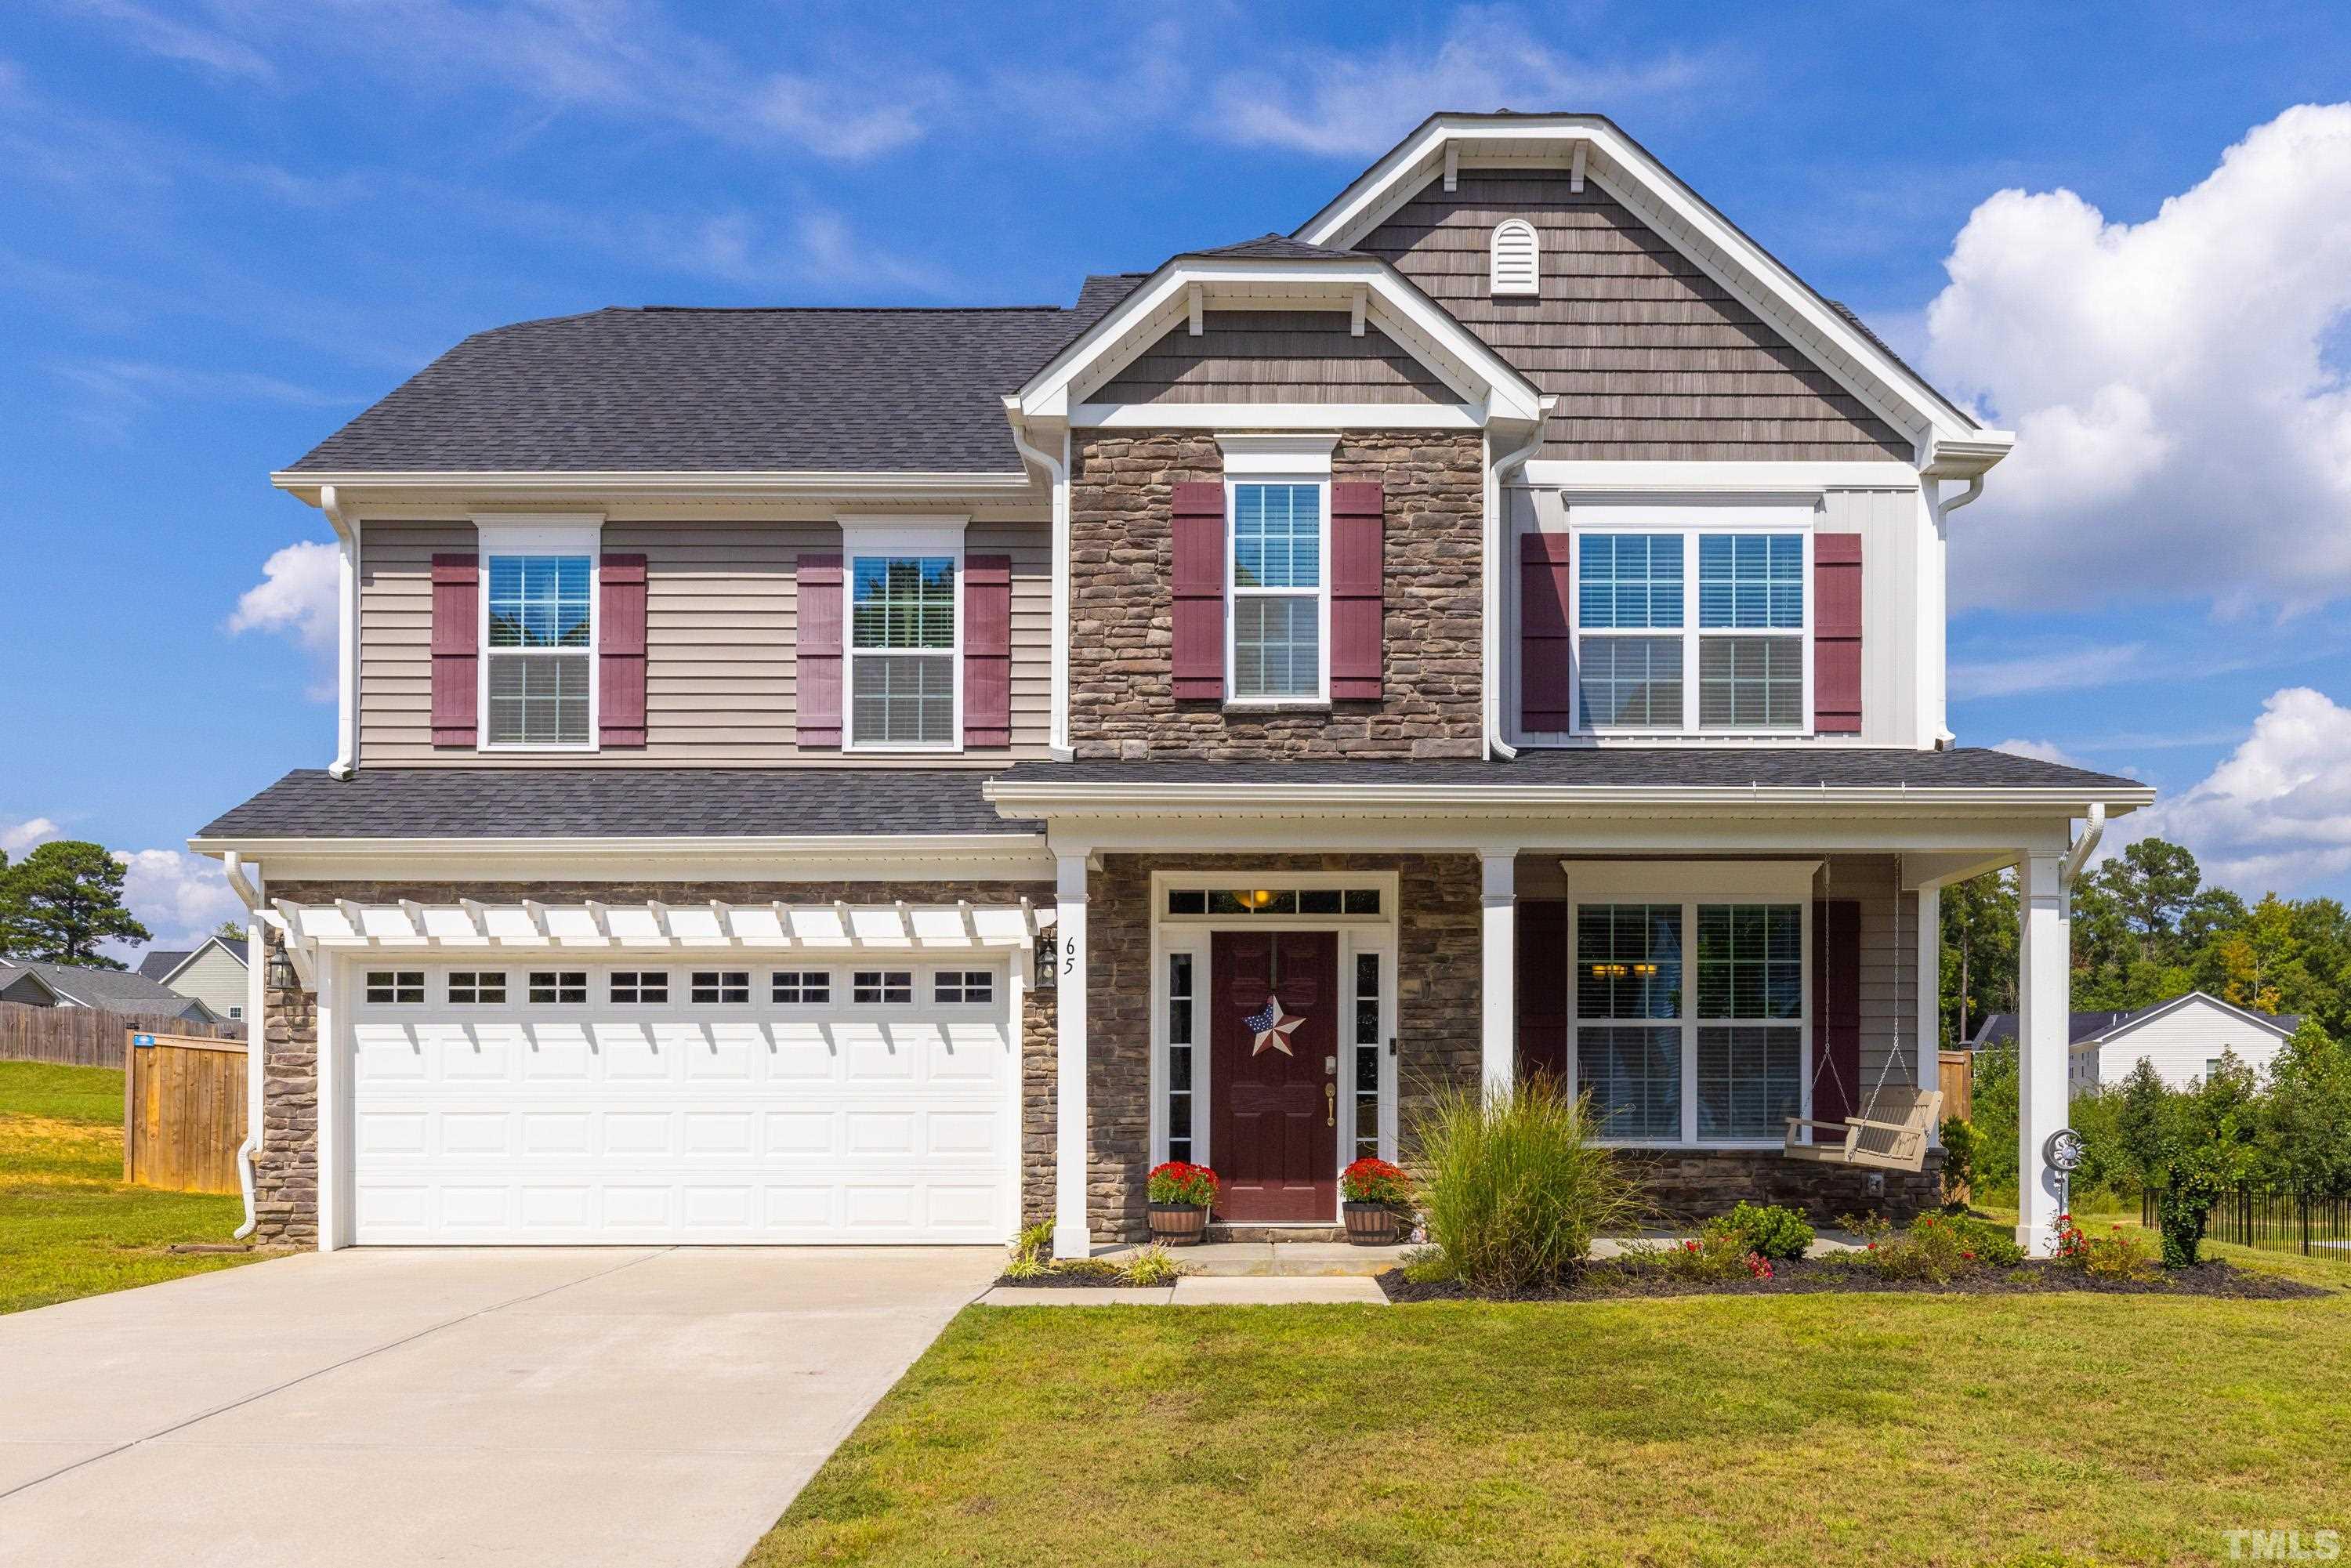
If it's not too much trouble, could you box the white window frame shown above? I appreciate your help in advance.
[839,516,965,754]
[1223,476,1331,706]
[1146,870,1400,1204]
[1562,861,1817,1150]
[1541,504,1818,741]
[475,516,602,755]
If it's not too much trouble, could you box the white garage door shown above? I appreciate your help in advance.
[347,958,1016,1244]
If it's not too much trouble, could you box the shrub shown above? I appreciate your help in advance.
[1947,1215,2027,1268]
[2080,1224,2158,1282]
[1121,1245,1184,1287]
[1939,1116,1980,1200]
[1842,1211,1972,1284]
[1621,1232,1766,1282]
[1704,1200,1814,1261]
[1398,1246,1457,1285]
[1147,1161,1219,1208]
[1413,1076,1649,1293]
[1341,1157,1414,1207]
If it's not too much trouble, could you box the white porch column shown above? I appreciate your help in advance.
[1917,882,1941,1147]
[1052,852,1091,1259]
[1480,849,1517,1097]
[2016,850,2071,1256]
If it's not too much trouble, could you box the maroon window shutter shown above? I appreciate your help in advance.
[1330,481,1384,699]
[796,552,843,748]
[598,553,647,748]
[429,553,477,748]
[1516,899,1570,1083]
[1814,533,1863,734]
[963,554,1012,748]
[1170,481,1226,701]
[1810,899,1862,1129]
[1520,534,1575,732]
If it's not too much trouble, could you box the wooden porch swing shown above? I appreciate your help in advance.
[1780,860,1941,1175]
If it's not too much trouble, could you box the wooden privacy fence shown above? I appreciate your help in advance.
[0,999,244,1067]
[124,1029,248,1194]
[1938,1050,1973,1123]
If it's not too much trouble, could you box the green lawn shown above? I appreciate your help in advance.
[0,1060,262,1314]
[752,1262,2351,1567]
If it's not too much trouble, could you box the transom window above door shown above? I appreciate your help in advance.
[1559,522,1810,736]
[1230,481,1325,701]
[1165,885,1382,918]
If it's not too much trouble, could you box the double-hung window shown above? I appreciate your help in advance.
[1574,904,1684,1139]
[1229,481,1326,701]
[1560,516,1810,736]
[1694,905,1804,1139]
[843,520,961,750]
[480,520,599,750]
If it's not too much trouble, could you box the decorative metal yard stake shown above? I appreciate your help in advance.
[2044,1127,2085,1221]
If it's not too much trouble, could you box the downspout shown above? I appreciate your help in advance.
[1483,407,1552,761]
[2060,802,2106,889]
[1003,404,1074,760]
[318,484,362,780]
[1940,474,1984,514]
[223,852,266,1241]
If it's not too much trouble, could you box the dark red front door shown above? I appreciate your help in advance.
[1210,930,1338,1223]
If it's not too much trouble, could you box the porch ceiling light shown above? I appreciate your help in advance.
[1246,889,1278,910]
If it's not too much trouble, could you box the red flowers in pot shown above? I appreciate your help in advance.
[1341,1157,1414,1245]
[1147,1161,1219,1246]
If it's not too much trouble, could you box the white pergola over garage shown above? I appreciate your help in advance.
[263,899,1050,1250]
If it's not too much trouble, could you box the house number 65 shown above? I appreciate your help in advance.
[1063,936,1079,976]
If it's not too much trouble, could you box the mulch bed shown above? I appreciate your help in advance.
[1378,1257,2336,1304]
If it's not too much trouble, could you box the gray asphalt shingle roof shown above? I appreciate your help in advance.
[1183,234,1367,261]
[0,958,218,1019]
[1972,994,2300,1049]
[136,950,191,983]
[991,748,2143,791]
[195,770,1038,840]
[285,300,1121,476]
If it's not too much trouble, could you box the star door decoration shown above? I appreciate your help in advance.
[1244,994,1304,1056]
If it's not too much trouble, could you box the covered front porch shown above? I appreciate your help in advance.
[987,760,2146,1259]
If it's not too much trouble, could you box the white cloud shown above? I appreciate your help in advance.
[2,817,60,856]
[2104,687,2351,895]
[1201,8,1712,158]
[1949,642,2145,698]
[1925,104,2351,614]
[111,848,245,952]
[1992,738,2097,771]
[227,539,341,698]
[62,0,277,81]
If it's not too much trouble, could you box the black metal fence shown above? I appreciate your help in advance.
[2141,1186,2351,1262]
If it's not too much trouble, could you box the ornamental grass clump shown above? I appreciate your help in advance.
[1413,1076,1648,1293]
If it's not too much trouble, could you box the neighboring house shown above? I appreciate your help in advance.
[138,936,252,1023]
[1971,993,2298,1092]
[190,112,2150,1258]
[0,957,222,1024]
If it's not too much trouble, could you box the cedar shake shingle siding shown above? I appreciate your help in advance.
[1096,310,1458,406]
[1357,171,1913,460]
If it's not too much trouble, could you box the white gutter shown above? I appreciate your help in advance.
[985,780,2157,817]
[273,469,1034,499]
[1483,411,1552,761]
[317,485,361,780]
[1003,401,1074,760]
[190,831,1044,860]
[223,852,265,1242]
[2059,802,2106,887]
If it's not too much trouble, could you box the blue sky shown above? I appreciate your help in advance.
[5,0,2351,948]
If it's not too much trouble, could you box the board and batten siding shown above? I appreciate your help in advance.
[357,519,1052,764]
[1504,484,1933,748]
[1522,853,1925,1103]
[1093,309,1460,406]
[1356,171,1913,461]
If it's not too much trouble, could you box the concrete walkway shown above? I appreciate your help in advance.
[0,1246,1000,1568]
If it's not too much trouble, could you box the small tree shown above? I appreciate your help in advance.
[2151,1052,2262,1267]
[2261,1023,2351,1199]
[0,841,149,968]
[2112,1058,2171,1195]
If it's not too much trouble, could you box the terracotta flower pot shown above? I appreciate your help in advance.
[1149,1202,1209,1246]
[1342,1202,1400,1246]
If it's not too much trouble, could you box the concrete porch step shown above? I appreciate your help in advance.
[1096,1240,1410,1277]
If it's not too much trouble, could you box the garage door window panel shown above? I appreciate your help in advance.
[854,970,913,1005]
[529,971,587,1005]
[367,971,424,1005]
[691,971,751,1004]
[933,970,994,1005]
[773,971,831,1004]
[447,972,506,1005]
[610,971,668,1004]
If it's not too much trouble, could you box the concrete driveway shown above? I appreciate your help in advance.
[0,1246,1000,1567]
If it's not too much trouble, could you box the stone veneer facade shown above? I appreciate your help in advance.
[251,878,1052,1248]
[1077,852,1484,1244]
[1067,430,1485,759]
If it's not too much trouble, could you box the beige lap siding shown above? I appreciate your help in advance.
[247,878,1052,1248]
[1356,171,1914,461]
[356,519,1053,763]
[1068,430,1485,760]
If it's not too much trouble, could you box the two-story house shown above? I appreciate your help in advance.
[194,114,2151,1258]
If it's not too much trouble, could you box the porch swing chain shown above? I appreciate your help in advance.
[1813,857,1910,1128]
